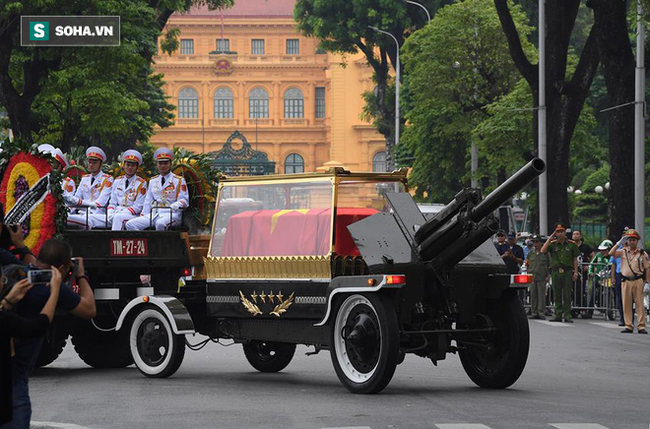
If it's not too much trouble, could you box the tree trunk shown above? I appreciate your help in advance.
[589,0,636,239]
[495,0,599,232]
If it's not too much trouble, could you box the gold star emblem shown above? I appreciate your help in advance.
[260,291,266,303]
[251,291,258,303]
[277,291,284,301]
[268,291,275,304]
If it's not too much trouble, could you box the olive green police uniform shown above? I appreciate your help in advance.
[527,248,550,318]
[548,240,580,320]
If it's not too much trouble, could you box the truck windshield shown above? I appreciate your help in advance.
[210,180,333,257]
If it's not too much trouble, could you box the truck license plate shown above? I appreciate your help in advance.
[110,238,148,257]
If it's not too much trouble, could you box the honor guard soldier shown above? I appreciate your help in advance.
[37,144,75,199]
[126,148,189,231]
[542,222,580,323]
[108,149,147,230]
[67,146,114,229]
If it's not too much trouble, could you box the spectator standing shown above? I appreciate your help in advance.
[542,222,580,323]
[609,229,649,334]
[1,269,61,426]
[610,231,626,326]
[2,239,96,429]
[526,234,550,319]
[522,237,533,260]
[587,240,613,311]
[495,230,524,274]
[572,230,594,313]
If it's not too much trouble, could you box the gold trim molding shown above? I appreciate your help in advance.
[204,255,331,279]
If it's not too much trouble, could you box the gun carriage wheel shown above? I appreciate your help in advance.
[458,291,529,388]
[330,293,399,394]
[130,306,185,378]
[35,327,68,368]
[242,341,296,373]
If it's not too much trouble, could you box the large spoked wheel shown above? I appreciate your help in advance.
[330,293,399,394]
[459,291,529,389]
[130,307,185,378]
[243,341,296,373]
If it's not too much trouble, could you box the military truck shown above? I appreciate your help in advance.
[108,158,545,394]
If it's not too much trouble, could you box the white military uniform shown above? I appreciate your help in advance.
[126,173,189,231]
[62,176,76,199]
[67,172,114,229]
[109,175,147,230]
[37,144,76,202]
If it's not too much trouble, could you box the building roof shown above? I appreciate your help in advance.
[177,0,296,19]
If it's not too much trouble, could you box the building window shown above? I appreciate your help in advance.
[214,87,234,119]
[216,38,230,53]
[249,87,269,118]
[178,87,199,118]
[372,152,387,172]
[285,153,305,174]
[180,39,194,55]
[286,39,300,55]
[284,87,304,119]
[315,87,326,118]
[251,39,265,55]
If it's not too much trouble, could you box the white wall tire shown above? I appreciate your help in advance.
[130,307,185,378]
[330,293,399,394]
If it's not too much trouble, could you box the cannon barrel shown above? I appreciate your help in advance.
[416,158,546,262]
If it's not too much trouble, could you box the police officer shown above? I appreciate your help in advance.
[108,150,148,230]
[125,148,189,231]
[526,234,550,319]
[542,222,580,322]
[66,146,114,229]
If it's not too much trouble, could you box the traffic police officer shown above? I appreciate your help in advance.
[126,148,189,231]
[541,222,580,322]
[108,149,147,230]
[66,146,114,229]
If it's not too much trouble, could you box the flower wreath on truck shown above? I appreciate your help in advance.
[0,142,65,256]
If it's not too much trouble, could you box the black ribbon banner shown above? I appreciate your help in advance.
[5,174,51,225]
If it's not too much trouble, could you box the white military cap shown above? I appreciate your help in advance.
[37,144,56,156]
[53,148,69,168]
[86,146,107,162]
[153,147,173,161]
[122,149,143,164]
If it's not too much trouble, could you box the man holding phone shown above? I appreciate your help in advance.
[2,239,96,429]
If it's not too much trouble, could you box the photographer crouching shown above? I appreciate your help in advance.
[0,239,96,429]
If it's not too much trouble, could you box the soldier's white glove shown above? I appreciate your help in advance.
[170,201,183,211]
[63,195,79,207]
[644,283,650,294]
[616,235,629,248]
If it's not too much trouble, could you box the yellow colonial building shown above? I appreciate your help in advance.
[151,0,388,174]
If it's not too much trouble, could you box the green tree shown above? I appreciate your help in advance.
[401,0,533,201]
[294,0,449,170]
[0,0,231,147]
[494,0,600,232]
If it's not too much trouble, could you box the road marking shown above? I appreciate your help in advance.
[550,424,610,429]
[436,425,492,429]
[533,320,573,327]
[322,427,372,429]
[588,322,622,329]
[31,422,92,429]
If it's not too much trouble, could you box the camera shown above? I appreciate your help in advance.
[28,269,54,284]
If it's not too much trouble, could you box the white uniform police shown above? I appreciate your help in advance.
[67,146,114,229]
[108,149,148,230]
[126,148,189,231]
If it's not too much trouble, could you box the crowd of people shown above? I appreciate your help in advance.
[0,204,97,427]
[40,145,189,231]
[494,224,650,333]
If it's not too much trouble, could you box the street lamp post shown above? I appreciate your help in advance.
[404,0,431,23]
[369,26,400,172]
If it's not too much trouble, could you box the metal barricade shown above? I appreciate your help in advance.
[521,261,620,320]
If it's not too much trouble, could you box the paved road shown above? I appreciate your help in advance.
[27,317,648,429]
